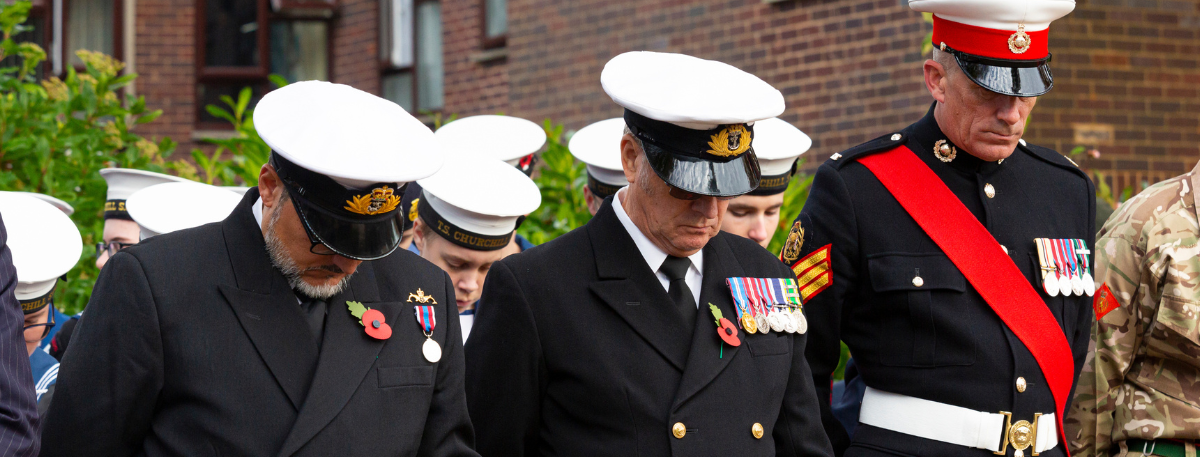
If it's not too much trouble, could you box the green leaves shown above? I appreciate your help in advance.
[709,303,724,325]
[186,80,282,186]
[517,120,592,245]
[346,300,374,326]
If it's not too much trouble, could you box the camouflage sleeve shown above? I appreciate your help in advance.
[1065,204,1150,456]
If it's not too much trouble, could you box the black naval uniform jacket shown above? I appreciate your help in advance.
[464,197,834,456]
[40,189,477,457]
[796,106,1095,456]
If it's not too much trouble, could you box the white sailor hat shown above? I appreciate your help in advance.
[99,168,191,220]
[568,118,629,199]
[0,192,82,314]
[601,51,785,197]
[3,192,74,215]
[746,118,812,196]
[435,115,547,176]
[126,182,244,239]
[910,0,1075,96]
[253,80,443,260]
[416,158,541,251]
[222,186,251,196]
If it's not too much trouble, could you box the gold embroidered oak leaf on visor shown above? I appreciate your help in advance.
[706,124,753,158]
[345,185,403,215]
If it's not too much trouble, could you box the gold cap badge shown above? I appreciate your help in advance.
[707,124,752,158]
[1008,24,1031,54]
[345,185,402,215]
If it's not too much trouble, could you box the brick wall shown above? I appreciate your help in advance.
[1026,0,1200,200]
[442,0,509,116]
[332,0,381,94]
[133,0,196,152]
[502,0,934,164]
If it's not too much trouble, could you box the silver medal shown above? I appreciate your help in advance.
[1056,272,1071,296]
[783,311,798,333]
[1043,272,1059,297]
[1083,272,1095,296]
[794,310,808,334]
[769,310,786,333]
[422,338,442,363]
[756,314,770,334]
[1071,274,1084,297]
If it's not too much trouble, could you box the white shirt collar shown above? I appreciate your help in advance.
[612,188,703,278]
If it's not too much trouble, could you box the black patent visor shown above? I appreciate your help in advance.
[289,189,401,261]
[950,48,1053,97]
[641,140,761,197]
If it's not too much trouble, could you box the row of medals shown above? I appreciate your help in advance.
[739,305,808,335]
[1034,238,1095,298]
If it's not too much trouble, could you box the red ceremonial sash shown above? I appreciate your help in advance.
[859,146,1074,453]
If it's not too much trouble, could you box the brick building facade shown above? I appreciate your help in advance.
[28,0,1194,198]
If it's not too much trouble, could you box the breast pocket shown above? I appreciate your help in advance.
[869,253,975,367]
[377,365,434,388]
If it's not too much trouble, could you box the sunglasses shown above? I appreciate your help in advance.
[667,184,738,202]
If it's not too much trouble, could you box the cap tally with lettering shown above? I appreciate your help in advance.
[417,158,541,251]
[746,118,812,196]
[99,168,191,220]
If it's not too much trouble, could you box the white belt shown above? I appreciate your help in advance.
[859,387,1057,456]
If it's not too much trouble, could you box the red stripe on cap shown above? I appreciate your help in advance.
[932,15,1049,60]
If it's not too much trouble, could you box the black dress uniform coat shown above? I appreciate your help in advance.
[794,106,1095,456]
[464,197,833,456]
[40,189,477,457]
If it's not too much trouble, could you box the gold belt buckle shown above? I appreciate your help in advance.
[993,412,1042,457]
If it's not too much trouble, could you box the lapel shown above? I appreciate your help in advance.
[278,262,393,457]
[588,201,691,372]
[671,235,747,411]
[218,189,319,410]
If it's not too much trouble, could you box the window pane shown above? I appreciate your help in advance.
[1,15,46,79]
[415,1,442,110]
[270,21,328,82]
[484,0,505,38]
[66,0,114,67]
[205,0,259,67]
[382,72,414,112]
[379,0,413,68]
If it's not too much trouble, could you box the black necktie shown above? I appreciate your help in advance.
[660,255,697,339]
[299,296,328,351]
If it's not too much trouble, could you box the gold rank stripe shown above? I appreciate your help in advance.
[791,244,832,302]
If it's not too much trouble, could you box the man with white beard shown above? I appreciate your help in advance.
[41,81,478,457]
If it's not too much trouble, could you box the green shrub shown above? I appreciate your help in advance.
[517,121,592,245]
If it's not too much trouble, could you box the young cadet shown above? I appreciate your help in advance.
[436,115,545,254]
[126,181,243,238]
[1064,160,1200,455]
[41,81,477,457]
[94,168,190,269]
[466,51,833,456]
[413,157,541,342]
[786,0,1094,455]
[0,192,82,414]
[2,192,74,352]
[568,117,630,215]
[720,117,810,248]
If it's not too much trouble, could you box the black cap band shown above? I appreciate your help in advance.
[417,195,512,251]
[587,172,623,199]
[21,289,54,315]
[104,200,132,220]
[746,159,798,196]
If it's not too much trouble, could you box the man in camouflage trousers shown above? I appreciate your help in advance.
[1066,161,1200,457]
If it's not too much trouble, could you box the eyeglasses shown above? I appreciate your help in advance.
[667,184,738,202]
[282,187,337,256]
[94,241,136,258]
[23,307,56,343]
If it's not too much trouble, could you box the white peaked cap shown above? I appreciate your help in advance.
[126,182,243,238]
[100,168,191,201]
[5,192,74,215]
[752,118,812,176]
[418,158,541,237]
[909,0,1075,32]
[254,80,443,189]
[0,192,82,300]
[569,118,629,187]
[601,51,785,130]
[435,115,547,166]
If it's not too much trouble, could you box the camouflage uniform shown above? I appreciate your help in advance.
[1065,161,1200,456]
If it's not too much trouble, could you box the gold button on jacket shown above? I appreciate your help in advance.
[751,423,764,439]
[672,422,686,439]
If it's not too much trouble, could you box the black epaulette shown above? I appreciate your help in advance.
[827,132,907,170]
[1017,140,1090,180]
